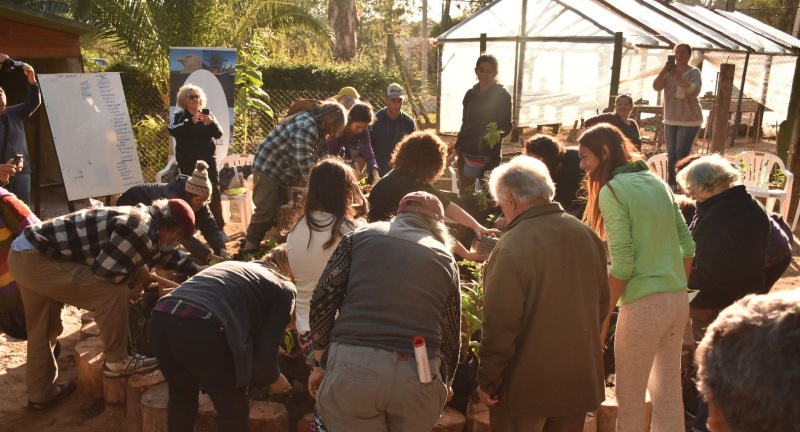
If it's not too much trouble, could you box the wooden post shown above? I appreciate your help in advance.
[480,33,487,54]
[710,64,735,155]
[608,32,623,112]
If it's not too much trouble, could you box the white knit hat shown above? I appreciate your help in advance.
[185,161,212,198]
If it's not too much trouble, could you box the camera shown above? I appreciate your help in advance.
[201,108,210,115]
[666,55,675,68]
[1,58,24,72]
[12,154,23,168]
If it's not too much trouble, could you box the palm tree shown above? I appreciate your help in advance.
[11,0,331,85]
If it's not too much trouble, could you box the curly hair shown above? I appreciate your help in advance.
[390,131,448,184]
[176,84,206,110]
[525,135,565,174]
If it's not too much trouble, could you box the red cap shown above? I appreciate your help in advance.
[167,199,196,239]
[397,192,444,222]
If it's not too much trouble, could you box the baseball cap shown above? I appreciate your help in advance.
[167,199,196,239]
[385,83,405,100]
[397,191,444,222]
[335,86,360,100]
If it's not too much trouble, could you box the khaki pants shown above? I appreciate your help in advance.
[8,249,130,403]
[244,171,286,245]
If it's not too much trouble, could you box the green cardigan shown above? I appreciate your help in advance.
[600,161,695,306]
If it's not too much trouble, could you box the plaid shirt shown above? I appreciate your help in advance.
[23,205,199,284]
[253,111,319,187]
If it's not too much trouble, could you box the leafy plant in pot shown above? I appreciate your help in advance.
[448,259,485,414]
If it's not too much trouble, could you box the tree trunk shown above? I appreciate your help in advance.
[329,0,358,61]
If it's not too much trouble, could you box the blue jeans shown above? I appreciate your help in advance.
[663,125,700,187]
[7,172,30,206]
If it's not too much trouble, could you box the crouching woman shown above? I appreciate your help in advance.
[148,261,296,432]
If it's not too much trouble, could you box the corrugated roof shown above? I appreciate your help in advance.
[438,0,800,55]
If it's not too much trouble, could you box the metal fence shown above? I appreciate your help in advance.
[126,86,435,182]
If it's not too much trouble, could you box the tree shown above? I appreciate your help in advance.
[10,0,331,87]
[329,0,358,61]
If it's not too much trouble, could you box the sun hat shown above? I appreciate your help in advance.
[167,199,196,238]
[185,160,212,198]
[335,86,360,100]
[397,191,444,222]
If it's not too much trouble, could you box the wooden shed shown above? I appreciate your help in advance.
[0,1,92,213]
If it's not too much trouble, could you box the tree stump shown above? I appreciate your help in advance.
[80,321,100,340]
[296,412,313,432]
[584,411,597,432]
[466,397,489,432]
[141,382,169,432]
[433,406,466,431]
[597,392,652,432]
[74,337,127,406]
[142,385,290,432]
[127,370,165,432]
[75,338,105,399]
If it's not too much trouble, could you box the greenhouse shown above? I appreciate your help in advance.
[436,0,800,134]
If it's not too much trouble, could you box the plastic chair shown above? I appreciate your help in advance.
[156,140,177,182]
[219,154,255,232]
[646,153,670,183]
[735,151,793,220]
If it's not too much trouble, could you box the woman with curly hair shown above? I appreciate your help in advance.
[579,124,694,431]
[368,131,496,260]
[168,84,225,229]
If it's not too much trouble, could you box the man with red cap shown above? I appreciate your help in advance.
[308,191,461,432]
[8,198,200,410]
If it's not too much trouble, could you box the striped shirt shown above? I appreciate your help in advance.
[253,111,320,187]
[22,205,198,284]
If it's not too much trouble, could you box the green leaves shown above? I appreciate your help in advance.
[484,122,504,150]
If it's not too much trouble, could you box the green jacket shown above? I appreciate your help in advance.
[600,161,695,306]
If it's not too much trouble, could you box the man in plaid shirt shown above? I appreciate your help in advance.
[8,199,199,410]
[243,101,347,254]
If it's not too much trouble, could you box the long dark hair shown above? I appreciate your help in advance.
[292,156,367,250]
[578,124,642,239]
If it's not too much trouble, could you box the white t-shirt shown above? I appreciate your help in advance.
[286,211,364,333]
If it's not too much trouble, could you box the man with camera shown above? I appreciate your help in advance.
[0,53,41,205]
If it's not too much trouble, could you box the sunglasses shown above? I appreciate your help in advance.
[189,94,200,100]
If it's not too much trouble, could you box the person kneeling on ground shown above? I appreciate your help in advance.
[117,160,227,263]
[695,290,800,432]
[148,260,296,431]
[8,199,200,410]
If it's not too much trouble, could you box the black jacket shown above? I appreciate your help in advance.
[688,185,769,310]
[454,83,512,170]
[116,175,225,258]
[168,110,223,178]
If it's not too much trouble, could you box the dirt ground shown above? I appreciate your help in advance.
[1,134,798,430]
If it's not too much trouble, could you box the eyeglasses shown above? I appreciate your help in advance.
[189,94,200,100]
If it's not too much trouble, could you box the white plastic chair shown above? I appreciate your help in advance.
[156,140,177,182]
[219,154,255,232]
[735,151,793,220]
[646,153,670,183]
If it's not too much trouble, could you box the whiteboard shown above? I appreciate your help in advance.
[38,73,144,201]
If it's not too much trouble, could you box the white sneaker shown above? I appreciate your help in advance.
[102,353,159,378]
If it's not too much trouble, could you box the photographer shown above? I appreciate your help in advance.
[0,53,40,205]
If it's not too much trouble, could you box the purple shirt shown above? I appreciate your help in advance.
[324,128,378,170]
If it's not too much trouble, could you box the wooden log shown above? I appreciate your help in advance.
[141,382,169,432]
[584,411,597,432]
[74,337,128,407]
[433,406,466,432]
[466,397,490,432]
[142,388,290,432]
[296,412,313,432]
[127,370,166,432]
[80,321,100,340]
[75,338,105,399]
[597,391,652,432]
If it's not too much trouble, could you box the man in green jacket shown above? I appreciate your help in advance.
[477,156,609,431]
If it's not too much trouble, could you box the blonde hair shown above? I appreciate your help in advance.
[176,84,207,110]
